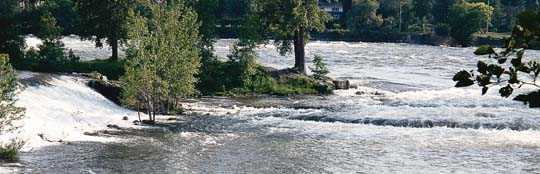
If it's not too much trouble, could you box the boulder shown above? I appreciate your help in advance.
[332,80,350,90]
[87,79,122,105]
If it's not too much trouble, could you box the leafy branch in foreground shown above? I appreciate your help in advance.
[453,10,540,107]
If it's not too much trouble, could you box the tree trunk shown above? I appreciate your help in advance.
[294,27,306,74]
[111,39,119,61]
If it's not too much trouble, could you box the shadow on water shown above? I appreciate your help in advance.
[18,73,55,87]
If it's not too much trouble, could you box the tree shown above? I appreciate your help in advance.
[0,54,24,133]
[75,0,133,60]
[185,0,218,53]
[0,0,25,65]
[411,0,433,32]
[241,0,329,74]
[121,1,201,122]
[453,10,540,107]
[346,0,384,38]
[432,0,457,24]
[41,0,81,35]
[449,1,493,46]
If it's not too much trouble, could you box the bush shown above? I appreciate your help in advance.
[0,140,24,162]
[198,43,333,96]
[310,55,329,80]
[0,54,24,132]
[14,44,125,80]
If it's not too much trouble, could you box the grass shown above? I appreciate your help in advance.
[226,70,333,96]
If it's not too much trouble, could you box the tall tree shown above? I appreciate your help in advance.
[241,0,329,74]
[0,0,25,64]
[75,0,133,60]
[122,1,201,122]
[411,0,433,32]
[432,0,457,24]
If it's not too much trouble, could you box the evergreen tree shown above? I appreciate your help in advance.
[75,0,133,60]
[241,0,330,74]
[122,1,201,122]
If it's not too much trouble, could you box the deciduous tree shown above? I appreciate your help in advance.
[121,1,201,122]
[75,0,133,60]
[241,0,329,74]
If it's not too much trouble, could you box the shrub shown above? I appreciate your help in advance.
[0,140,24,162]
[310,55,329,80]
[0,54,24,132]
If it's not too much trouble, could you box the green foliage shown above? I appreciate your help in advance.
[198,44,258,95]
[36,12,63,41]
[122,1,201,121]
[186,0,218,51]
[41,0,81,35]
[345,0,409,41]
[310,55,329,80]
[434,23,451,36]
[0,0,25,64]
[449,1,493,46]
[198,46,332,96]
[75,0,134,60]
[241,0,329,73]
[346,0,383,35]
[453,10,540,107]
[0,54,24,134]
[0,140,24,162]
[412,0,433,21]
[474,45,496,55]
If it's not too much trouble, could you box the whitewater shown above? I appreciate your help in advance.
[0,36,539,173]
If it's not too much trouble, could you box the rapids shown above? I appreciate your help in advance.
[1,37,539,173]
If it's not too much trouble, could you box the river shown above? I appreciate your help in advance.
[6,39,540,173]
